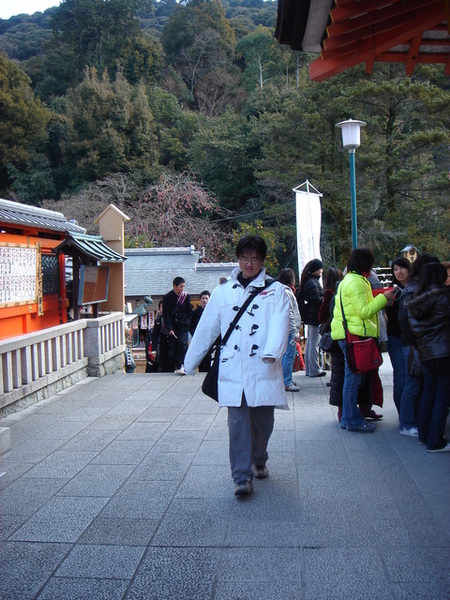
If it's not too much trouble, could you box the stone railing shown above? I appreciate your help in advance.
[0,312,126,417]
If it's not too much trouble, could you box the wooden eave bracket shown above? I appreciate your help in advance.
[309,1,447,81]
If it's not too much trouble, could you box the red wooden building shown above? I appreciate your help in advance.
[0,199,124,341]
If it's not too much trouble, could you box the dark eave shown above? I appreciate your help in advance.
[54,232,126,264]
[275,0,450,81]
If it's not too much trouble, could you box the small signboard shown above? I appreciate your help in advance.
[78,265,110,306]
[0,243,40,307]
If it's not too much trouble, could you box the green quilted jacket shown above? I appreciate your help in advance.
[331,272,387,340]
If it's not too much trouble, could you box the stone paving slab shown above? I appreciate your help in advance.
[0,361,449,599]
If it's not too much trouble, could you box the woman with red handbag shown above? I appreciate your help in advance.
[331,249,394,433]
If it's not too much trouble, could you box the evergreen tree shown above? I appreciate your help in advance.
[236,25,284,90]
[8,156,56,205]
[188,110,258,209]
[0,54,51,195]
[62,67,159,186]
[147,86,200,169]
[46,0,158,95]
[161,0,237,110]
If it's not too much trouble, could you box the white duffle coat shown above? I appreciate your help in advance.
[184,267,290,408]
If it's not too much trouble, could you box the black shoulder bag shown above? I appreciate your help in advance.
[318,295,335,351]
[202,280,273,401]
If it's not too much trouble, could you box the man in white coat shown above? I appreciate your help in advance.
[184,235,290,497]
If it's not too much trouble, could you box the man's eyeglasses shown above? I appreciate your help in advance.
[239,256,261,265]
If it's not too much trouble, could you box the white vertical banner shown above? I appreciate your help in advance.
[294,180,323,274]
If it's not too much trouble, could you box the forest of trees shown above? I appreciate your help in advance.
[0,0,448,269]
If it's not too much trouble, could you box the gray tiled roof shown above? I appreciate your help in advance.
[124,247,238,298]
[0,198,86,234]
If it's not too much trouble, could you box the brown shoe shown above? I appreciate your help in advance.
[234,480,253,496]
[252,465,268,479]
[361,409,383,421]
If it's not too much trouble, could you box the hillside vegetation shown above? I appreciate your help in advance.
[0,0,448,267]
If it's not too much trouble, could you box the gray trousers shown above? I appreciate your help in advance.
[227,394,275,484]
[305,324,321,376]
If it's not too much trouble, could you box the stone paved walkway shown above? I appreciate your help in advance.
[1,359,449,599]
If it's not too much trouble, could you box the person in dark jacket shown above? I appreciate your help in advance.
[299,258,325,377]
[145,321,158,373]
[408,262,450,452]
[189,290,211,372]
[385,257,411,416]
[162,277,193,374]
[319,267,344,415]
[189,290,210,334]
[146,301,171,372]
[397,254,439,437]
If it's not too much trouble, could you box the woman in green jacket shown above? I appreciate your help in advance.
[331,249,394,432]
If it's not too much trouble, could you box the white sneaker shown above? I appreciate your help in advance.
[426,443,450,453]
[285,384,300,392]
[400,427,418,437]
[174,366,186,375]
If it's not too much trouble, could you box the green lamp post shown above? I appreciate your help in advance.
[336,119,366,249]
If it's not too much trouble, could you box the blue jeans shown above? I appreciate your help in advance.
[400,345,421,430]
[227,395,275,484]
[282,334,296,386]
[418,362,450,450]
[305,324,320,376]
[387,335,405,414]
[338,340,366,428]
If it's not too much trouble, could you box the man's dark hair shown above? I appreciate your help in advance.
[416,262,446,294]
[173,276,185,287]
[347,248,375,274]
[277,268,295,286]
[323,266,343,290]
[235,235,267,260]
[200,290,210,298]
[300,259,323,287]
[410,253,439,281]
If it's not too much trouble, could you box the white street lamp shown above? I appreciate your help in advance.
[336,119,366,249]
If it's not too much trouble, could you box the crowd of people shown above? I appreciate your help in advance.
[145,279,199,375]
[325,249,449,451]
[139,236,449,497]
